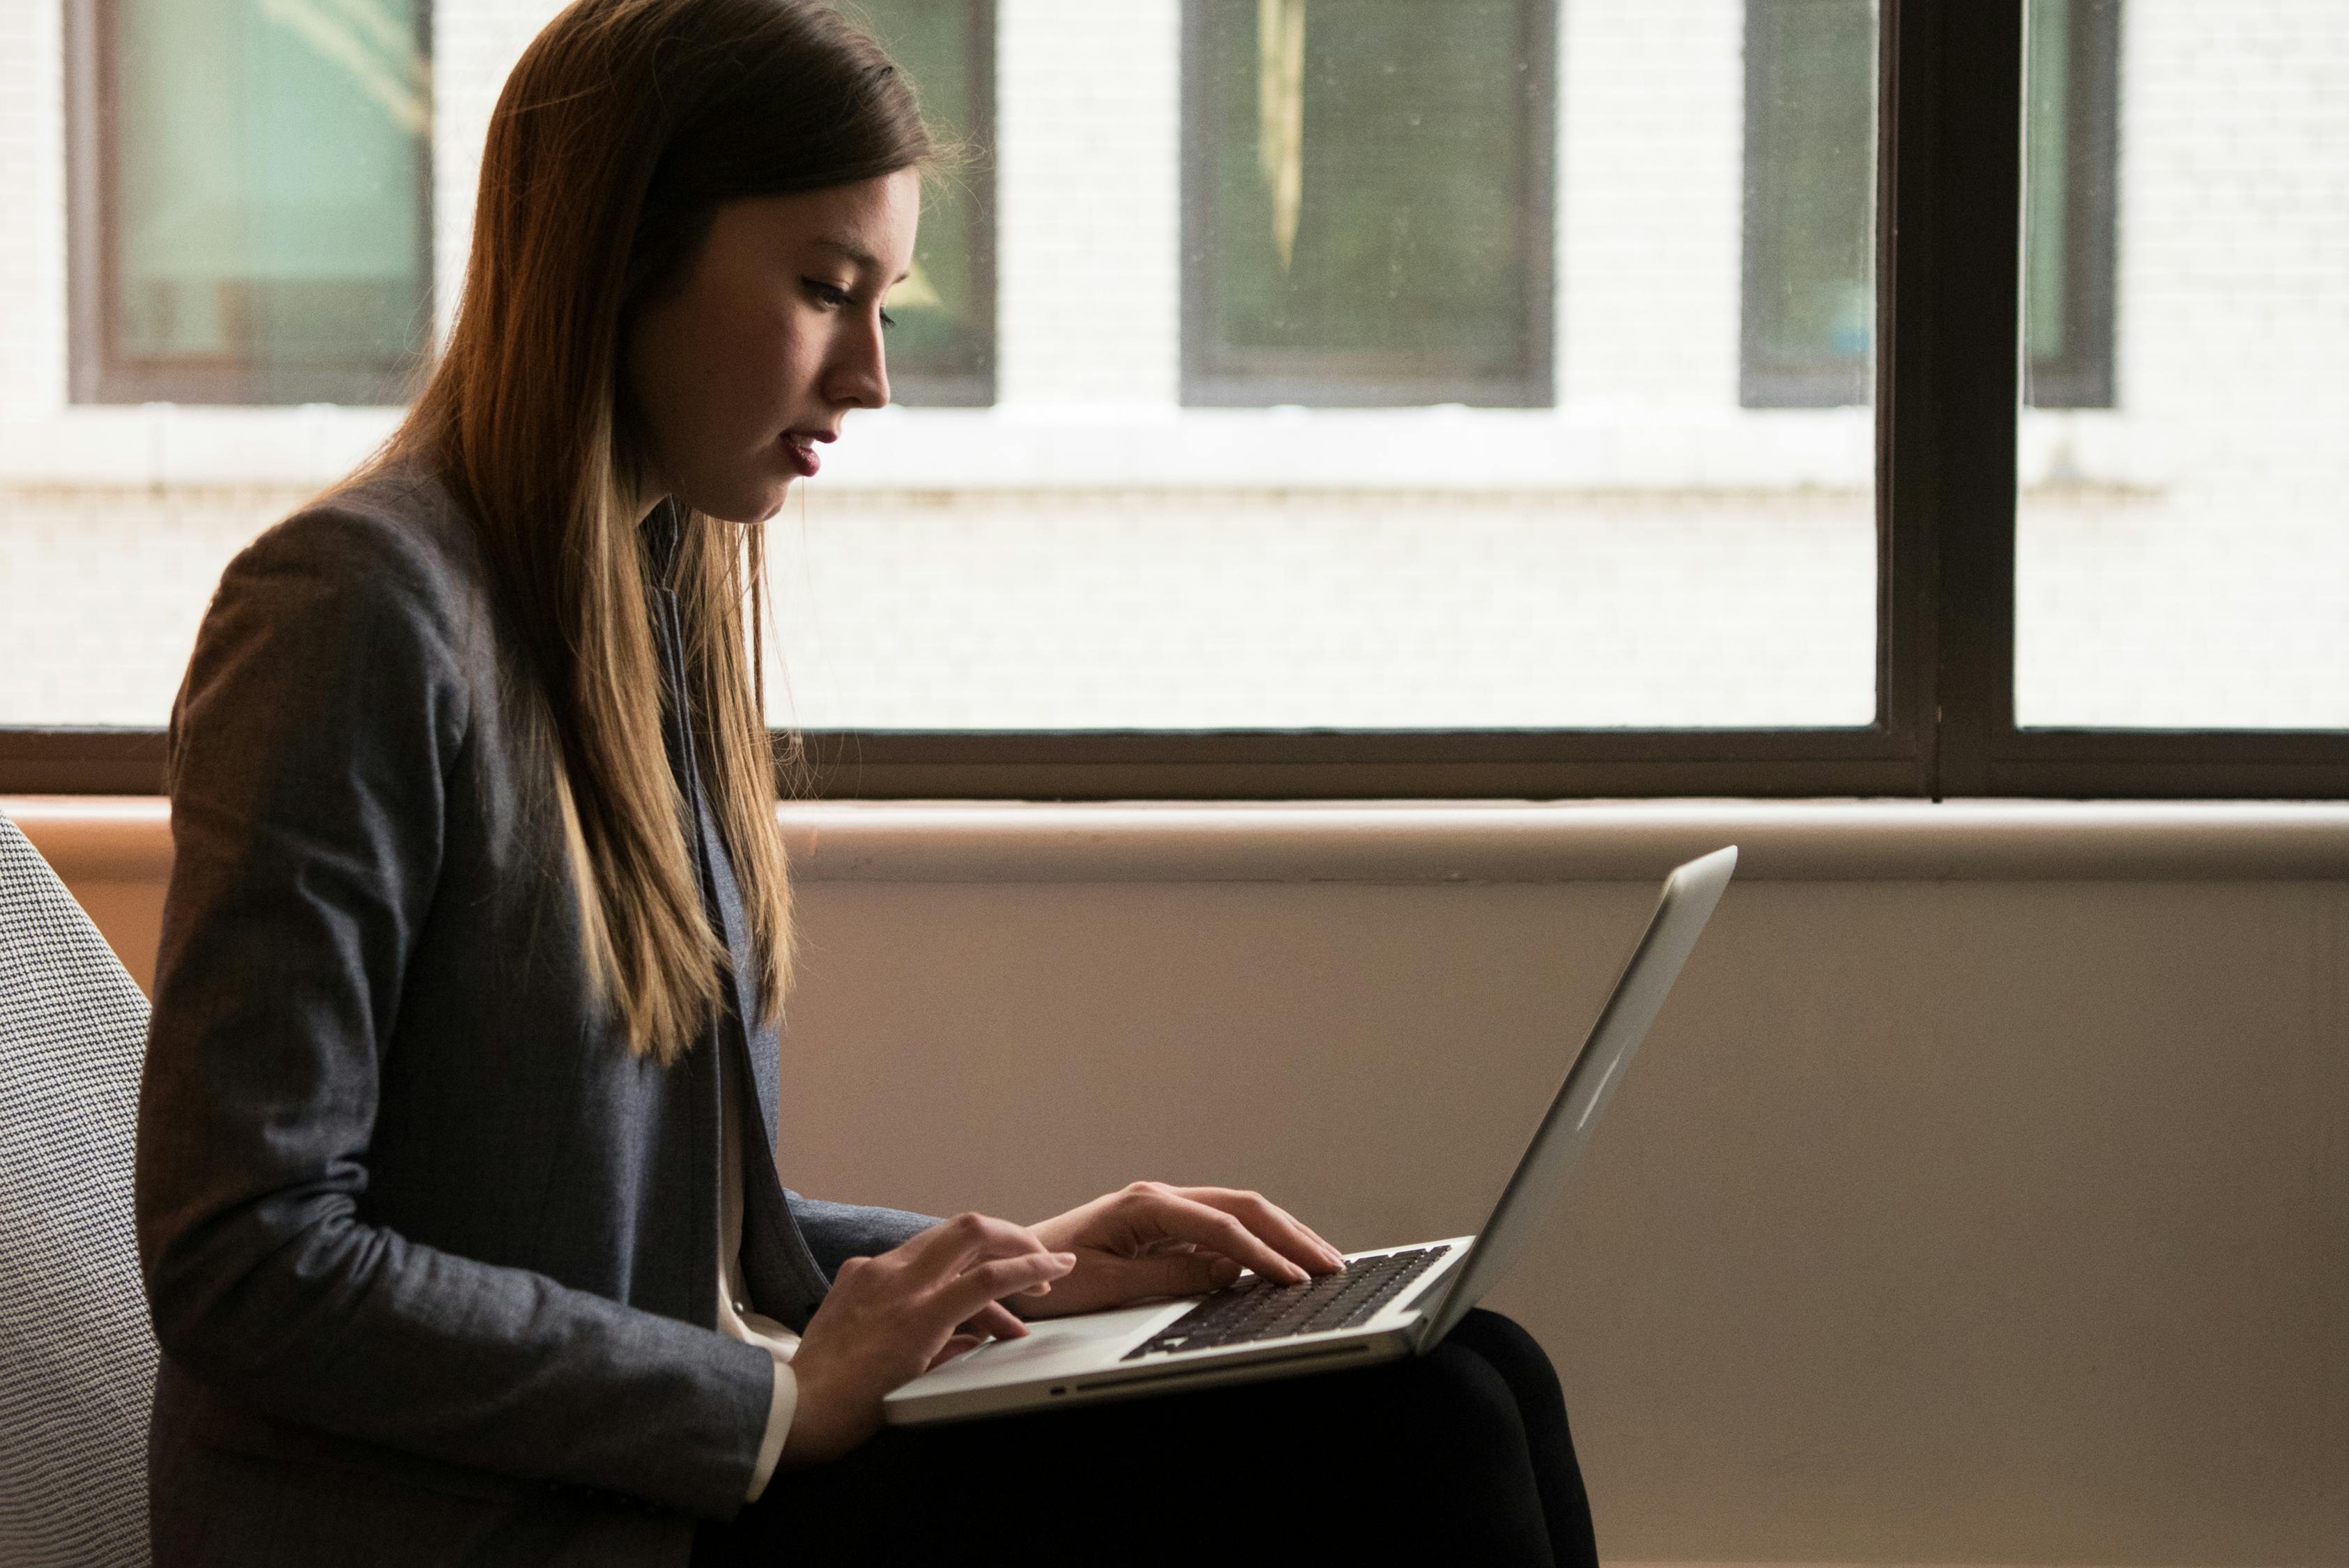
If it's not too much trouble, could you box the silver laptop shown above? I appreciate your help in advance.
[882,845,1738,1427]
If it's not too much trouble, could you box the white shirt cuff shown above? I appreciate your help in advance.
[745,1354,797,1502]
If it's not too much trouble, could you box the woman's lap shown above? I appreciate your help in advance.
[1445,1308,1598,1563]
[698,1309,1594,1568]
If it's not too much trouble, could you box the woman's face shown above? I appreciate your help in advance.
[626,169,920,524]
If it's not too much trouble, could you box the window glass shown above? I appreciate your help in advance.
[1743,0,2115,409]
[4,0,1879,736]
[850,0,995,406]
[2014,0,2349,727]
[2021,0,2118,408]
[760,0,1878,730]
[1181,0,1552,406]
[98,0,430,405]
[1741,0,1876,407]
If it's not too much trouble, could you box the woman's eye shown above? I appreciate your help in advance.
[805,280,892,330]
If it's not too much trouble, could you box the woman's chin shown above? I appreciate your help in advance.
[692,478,793,525]
[754,477,797,520]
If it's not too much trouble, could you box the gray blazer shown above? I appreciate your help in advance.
[135,466,933,1567]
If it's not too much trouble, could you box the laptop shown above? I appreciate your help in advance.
[882,845,1738,1427]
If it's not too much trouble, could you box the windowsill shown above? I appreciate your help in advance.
[10,795,2347,884]
[0,403,2164,495]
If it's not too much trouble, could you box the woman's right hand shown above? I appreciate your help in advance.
[779,1212,1076,1465]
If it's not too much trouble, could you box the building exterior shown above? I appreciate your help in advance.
[1,0,2341,733]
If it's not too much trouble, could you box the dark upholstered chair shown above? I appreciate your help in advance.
[0,811,157,1565]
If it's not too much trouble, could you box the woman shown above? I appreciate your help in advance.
[135,1,1600,1563]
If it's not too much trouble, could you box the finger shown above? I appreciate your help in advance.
[928,1334,985,1371]
[934,1250,1076,1328]
[1126,1193,1311,1284]
[1178,1187,1346,1274]
[903,1211,1055,1279]
[1295,1222,1347,1267]
[1109,1247,1244,1301]
[1265,1207,1344,1263]
[963,1300,1030,1341]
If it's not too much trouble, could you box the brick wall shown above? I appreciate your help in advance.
[0,0,66,414]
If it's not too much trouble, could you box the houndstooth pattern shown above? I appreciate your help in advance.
[0,813,157,1567]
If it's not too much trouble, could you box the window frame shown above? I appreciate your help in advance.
[63,0,438,408]
[1176,0,1557,409]
[9,0,2347,801]
[858,0,998,410]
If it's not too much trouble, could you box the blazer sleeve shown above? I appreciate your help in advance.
[135,506,773,1521]
[783,1193,938,1275]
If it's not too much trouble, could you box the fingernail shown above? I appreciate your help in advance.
[1054,1252,1077,1266]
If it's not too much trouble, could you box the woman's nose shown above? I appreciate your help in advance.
[826,313,892,410]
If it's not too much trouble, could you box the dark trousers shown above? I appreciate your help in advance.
[694,1309,1597,1567]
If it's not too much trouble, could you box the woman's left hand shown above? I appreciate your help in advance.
[1018,1181,1347,1319]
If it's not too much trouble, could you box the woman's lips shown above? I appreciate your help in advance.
[782,434,820,478]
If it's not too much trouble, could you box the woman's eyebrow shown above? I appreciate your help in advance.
[811,235,912,286]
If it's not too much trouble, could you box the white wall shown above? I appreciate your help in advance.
[776,873,2348,1564]
[1558,0,1745,409]
[2016,0,2349,727]
[995,0,1180,408]
[0,0,66,414]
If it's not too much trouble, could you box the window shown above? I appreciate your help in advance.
[2014,0,2348,730]
[68,0,433,406]
[1179,0,1554,406]
[1740,0,1877,407]
[8,0,2346,799]
[2019,0,2118,409]
[1743,0,2120,410]
[848,0,997,407]
[761,0,1875,737]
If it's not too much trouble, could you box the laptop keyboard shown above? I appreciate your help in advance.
[1121,1245,1449,1360]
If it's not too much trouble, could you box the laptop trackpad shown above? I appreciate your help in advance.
[906,1299,1187,1390]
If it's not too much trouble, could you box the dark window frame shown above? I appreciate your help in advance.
[63,0,438,408]
[10,0,2348,800]
[1177,0,1557,409]
[858,0,998,409]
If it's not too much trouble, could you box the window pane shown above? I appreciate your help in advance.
[759,0,1877,731]
[2023,0,2075,371]
[1182,0,1552,405]
[2021,0,2118,408]
[851,0,995,405]
[3,0,1878,737]
[1742,0,1876,407]
[2015,0,2349,728]
[1743,0,2114,410]
[101,0,430,405]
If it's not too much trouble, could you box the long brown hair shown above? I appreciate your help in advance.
[383,0,932,1063]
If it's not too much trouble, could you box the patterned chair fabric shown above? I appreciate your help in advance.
[0,813,157,1566]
